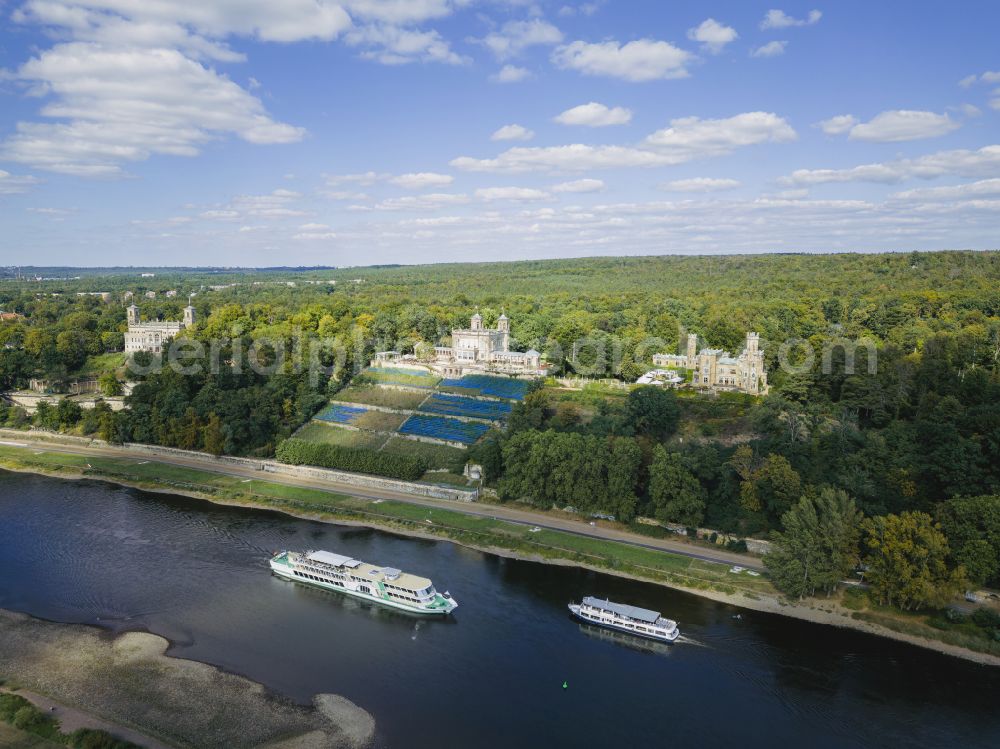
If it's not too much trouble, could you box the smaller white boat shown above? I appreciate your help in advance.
[568,597,679,642]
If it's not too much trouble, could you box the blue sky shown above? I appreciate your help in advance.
[0,0,998,267]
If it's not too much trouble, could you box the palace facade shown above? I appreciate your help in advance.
[653,332,768,395]
[125,300,195,354]
[376,311,545,378]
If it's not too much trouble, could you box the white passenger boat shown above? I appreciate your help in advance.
[270,550,457,615]
[568,597,679,642]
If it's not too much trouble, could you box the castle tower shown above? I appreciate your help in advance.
[183,296,196,327]
[127,303,140,326]
[471,310,482,331]
[497,311,509,351]
[746,332,759,356]
[686,333,698,368]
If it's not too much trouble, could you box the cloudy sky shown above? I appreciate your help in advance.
[0,1,998,267]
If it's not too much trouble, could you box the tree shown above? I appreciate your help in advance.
[606,437,641,522]
[203,413,225,455]
[730,444,761,511]
[648,445,705,527]
[626,386,680,441]
[937,494,1000,586]
[756,453,802,519]
[764,488,863,599]
[98,372,122,396]
[862,511,966,610]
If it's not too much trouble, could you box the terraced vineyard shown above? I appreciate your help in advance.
[419,393,513,420]
[314,404,368,425]
[439,374,530,400]
[399,414,491,444]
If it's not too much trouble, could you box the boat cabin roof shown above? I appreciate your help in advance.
[307,550,361,568]
[304,551,432,591]
[583,597,661,624]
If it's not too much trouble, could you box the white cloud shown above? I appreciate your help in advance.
[325,171,451,191]
[342,0,457,25]
[1,42,303,176]
[760,9,822,30]
[959,70,1000,88]
[370,192,470,211]
[389,172,454,189]
[687,19,738,54]
[491,64,531,83]
[552,39,692,82]
[551,178,605,193]
[491,124,535,141]
[890,178,1000,201]
[346,24,466,65]
[780,145,1000,186]
[817,114,859,135]
[326,171,383,186]
[453,112,796,173]
[480,19,563,60]
[955,103,982,117]
[751,40,787,58]
[0,169,41,194]
[554,102,632,127]
[660,177,741,192]
[476,187,552,201]
[12,0,353,43]
[644,111,797,154]
[848,110,960,142]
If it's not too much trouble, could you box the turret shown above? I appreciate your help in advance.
[471,310,482,331]
[183,295,196,327]
[127,303,140,326]
[746,331,759,356]
[686,333,698,367]
[498,311,509,351]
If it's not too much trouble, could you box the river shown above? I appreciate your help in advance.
[1,470,998,748]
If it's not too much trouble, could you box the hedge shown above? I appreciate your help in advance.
[276,438,427,481]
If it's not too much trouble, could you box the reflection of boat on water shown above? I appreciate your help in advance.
[568,597,680,642]
[576,621,677,655]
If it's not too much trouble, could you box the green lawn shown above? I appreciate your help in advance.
[294,422,387,449]
[75,352,126,377]
[359,368,440,388]
[334,385,428,410]
[354,410,406,432]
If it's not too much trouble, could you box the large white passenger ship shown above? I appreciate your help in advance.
[270,550,458,615]
[568,597,679,642]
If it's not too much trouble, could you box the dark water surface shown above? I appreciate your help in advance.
[1,470,999,748]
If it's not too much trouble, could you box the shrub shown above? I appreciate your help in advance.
[725,538,748,553]
[11,704,58,738]
[0,693,30,722]
[67,727,142,749]
[972,608,1000,630]
[276,438,426,481]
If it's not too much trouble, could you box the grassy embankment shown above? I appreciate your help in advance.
[0,444,768,599]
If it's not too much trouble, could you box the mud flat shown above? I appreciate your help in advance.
[0,609,375,749]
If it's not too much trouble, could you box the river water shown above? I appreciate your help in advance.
[1,470,998,748]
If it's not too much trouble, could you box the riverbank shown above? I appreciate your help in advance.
[1,445,999,668]
[0,609,375,749]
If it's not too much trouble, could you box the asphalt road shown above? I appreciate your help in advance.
[1,434,764,571]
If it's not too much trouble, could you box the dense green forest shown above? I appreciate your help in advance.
[2,251,1000,608]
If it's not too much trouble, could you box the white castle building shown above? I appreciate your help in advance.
[125,299,195,354]
[653,332,768,395]
[376,311,545,377]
